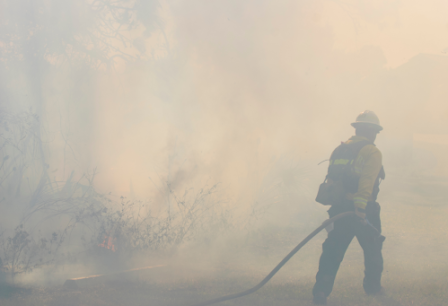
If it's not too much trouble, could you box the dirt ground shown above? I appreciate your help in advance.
[1,263,447,306]
[2,173,448,306]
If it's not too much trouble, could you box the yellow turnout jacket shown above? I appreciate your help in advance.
[344,136,383,210]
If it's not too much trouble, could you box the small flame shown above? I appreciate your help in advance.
[98,233,116,252]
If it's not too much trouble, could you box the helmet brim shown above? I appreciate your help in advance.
[351,122,383,132]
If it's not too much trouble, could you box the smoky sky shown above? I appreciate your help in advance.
[1,0,448,203]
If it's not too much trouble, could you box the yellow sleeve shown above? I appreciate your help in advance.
[353,146,382,210]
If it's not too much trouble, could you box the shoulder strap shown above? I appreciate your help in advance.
[327,140,372,181]
[329,140,372,165]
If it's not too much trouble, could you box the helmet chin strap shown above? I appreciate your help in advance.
[355,127,377,142]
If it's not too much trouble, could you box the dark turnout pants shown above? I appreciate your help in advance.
[313,201,384,298]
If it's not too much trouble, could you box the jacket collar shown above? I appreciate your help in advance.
[347,135,374,144]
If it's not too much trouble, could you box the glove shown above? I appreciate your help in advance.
[355,207,366,220]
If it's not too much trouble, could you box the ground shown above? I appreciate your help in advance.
[1,265,447,306]
[1,173,448,306]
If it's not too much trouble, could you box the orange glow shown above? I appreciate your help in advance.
[98,233,116,252]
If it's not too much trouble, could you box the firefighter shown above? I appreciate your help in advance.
[312,110,386,305]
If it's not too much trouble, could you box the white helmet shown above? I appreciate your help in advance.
[351,110,383,132]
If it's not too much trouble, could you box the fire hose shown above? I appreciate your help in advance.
[189,211,361,306]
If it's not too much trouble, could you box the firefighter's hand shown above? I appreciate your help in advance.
[355,207,366,220]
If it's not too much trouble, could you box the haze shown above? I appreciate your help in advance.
[1,0,448,305]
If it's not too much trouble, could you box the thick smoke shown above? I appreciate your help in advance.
[1,0,448,299]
